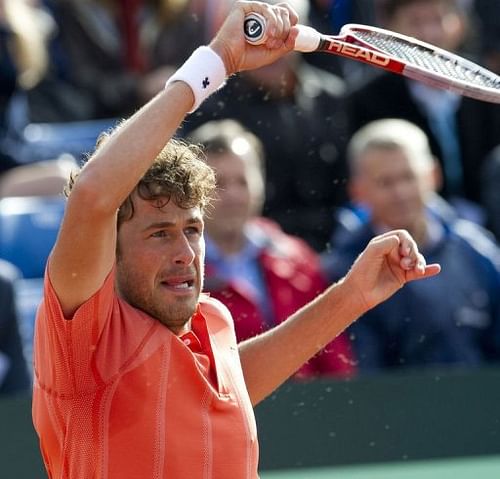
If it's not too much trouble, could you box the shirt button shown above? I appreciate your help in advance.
[183,338,191,346]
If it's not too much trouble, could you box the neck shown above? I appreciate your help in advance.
[407,217,429,247]
[377,216,429,248]
[172,318,192,336]
[209,230,246,256]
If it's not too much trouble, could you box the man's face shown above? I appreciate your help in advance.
[353,147,433,231]
[116,194,205,334]
[205,151,262,239]
[388,1,464,51]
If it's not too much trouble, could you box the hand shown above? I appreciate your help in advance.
[209,1,299,75]
[343,230,441,312]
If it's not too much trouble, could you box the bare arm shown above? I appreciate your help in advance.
[239,230,441,405]
[48,1,299,318]
[49,83,196,317]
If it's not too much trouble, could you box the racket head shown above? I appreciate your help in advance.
[339,24,500,104]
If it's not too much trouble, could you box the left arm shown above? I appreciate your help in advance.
[239,230,441,405]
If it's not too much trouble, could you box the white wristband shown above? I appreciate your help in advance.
[165,46,227,113]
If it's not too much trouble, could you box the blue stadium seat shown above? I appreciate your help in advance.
[20,118,117,163]
[14,277,44,374]
[0,196,65,278]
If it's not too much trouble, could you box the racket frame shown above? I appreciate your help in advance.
[314,23,500,103]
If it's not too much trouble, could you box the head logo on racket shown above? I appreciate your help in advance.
[244,13,265,45]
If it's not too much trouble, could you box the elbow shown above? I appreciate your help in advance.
[67,167,119,218]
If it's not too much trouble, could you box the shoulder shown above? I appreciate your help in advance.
[321,224,374,281]
[198,295,240,342]
[448,219,500,270]
[251,217,321,264]
[199,295,235,329]
[41,265,117,323]
[335,223,374,254]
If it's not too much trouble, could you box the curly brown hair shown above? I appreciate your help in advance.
[65,130,216,229]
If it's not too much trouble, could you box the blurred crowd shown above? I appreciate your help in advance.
[1,0,500,396]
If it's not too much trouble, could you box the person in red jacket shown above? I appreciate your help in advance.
[188,119,356,379]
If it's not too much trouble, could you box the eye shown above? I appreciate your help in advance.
[151,230,167,238]
[185,226,202,237]
[403,172,417,183]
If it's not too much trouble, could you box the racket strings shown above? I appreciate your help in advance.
[354,30,500,89]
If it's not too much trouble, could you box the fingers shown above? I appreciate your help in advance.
[374,229,420,270]
[266,2,299,49]
[369,229,440,279]
[265,8,286,49]
[212,1,300,75]
[396,231,425,273]
[373,229,415,255]
[345,229,441,312]
[276,2,299,27]
[366,233,400,257]
[239,1,299,49]
[406,262,441,282]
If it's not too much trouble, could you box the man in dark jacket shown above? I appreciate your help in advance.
[322,119,500,371]
[345,0,500,217]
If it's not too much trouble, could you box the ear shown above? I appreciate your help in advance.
[429,157,443,192]
[348,176,366,205]
[446,8,468,51]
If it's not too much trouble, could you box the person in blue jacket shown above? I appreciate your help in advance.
[322,118,500,372]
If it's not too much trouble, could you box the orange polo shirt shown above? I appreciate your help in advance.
[32,267,259,478]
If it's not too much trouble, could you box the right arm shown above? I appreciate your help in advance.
[48,1,299,318]
[49,82,195,318]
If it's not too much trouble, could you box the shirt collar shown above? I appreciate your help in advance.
[373,212,445,253]
[205,224,267,265]
[408,79,461,117]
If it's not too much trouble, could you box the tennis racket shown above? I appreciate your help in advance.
[243,13,500,104]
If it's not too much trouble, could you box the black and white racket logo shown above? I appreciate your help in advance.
[244,16,264,43]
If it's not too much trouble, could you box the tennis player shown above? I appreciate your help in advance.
[31,1,440,478]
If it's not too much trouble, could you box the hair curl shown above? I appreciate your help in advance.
[65,131,216,228]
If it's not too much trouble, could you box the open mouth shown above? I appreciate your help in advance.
[172,280,194,289]
[161,279,195,290]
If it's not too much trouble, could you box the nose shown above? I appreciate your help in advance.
[220,183,243,205]
[171,234,196,266]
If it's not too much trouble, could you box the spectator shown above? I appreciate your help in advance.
[41,0,229,121]
[473,0,500,74]
[307,0,377,82]
[0,0,51,170]
[322,119,500,372]
[183,0,349,252]
[189,119,356,379]
[345,0,500,223]
[0,259,31,395]
[481,145,500,243]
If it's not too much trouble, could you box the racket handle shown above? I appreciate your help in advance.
[244,13,267,45]
[244,13,321,53]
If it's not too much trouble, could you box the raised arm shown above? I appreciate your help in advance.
[239,230,441,405]
[48,1,299,318]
